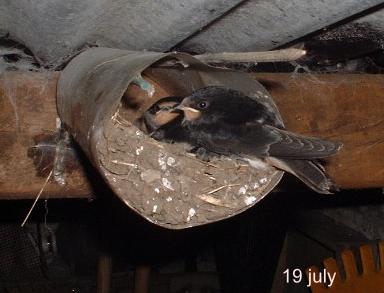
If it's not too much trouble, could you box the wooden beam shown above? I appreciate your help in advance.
[254,73,384,189]
[0,72,91,199]
[0,72,383,199]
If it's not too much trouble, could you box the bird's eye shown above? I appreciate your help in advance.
[198,101,208,109]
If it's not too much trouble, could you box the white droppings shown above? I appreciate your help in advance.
[136,130,143,136]
[244,196,257,205]
[152,205,158,213]
[238,186,247,195]
[112,177,117,182]
[166,196,172,202]
[146,200,150,204]
[186,208,196,222]
[162,178,174,190]
[136,145,144,155]
[253,182,260,189]
[158,153,167,170]
[259,178,268,184]
[167,157,176,166]
[154,188,160,193]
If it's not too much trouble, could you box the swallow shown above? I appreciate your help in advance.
[168,86,342,194]
[141,96,218,161]
[140,96,188,142]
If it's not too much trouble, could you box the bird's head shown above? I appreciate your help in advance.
[173,86,244,125]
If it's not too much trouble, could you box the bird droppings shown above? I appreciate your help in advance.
[166,196,172,202]
[253,182,260,189]
[259,178,268,184]
[154,188,160,194]
[152,205,158,213]
[135,146,144,155]
[244,196,257,206]
[238,186,247,195]
[186,208,196,222]
[162,177,174,191]
[158,153,167,170]
[167,157,176,166]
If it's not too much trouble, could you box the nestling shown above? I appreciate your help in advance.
[144,86,342,194]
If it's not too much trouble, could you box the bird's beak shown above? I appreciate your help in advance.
[171,97,201,121]
[173,105,200,113]
[170,97,200,113]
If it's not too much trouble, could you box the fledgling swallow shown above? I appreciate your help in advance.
[167,86,342,194]
[140,96,188,142]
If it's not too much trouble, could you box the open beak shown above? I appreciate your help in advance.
[173,105,200,113]
[171,98,202,121]
[171,97,199,113]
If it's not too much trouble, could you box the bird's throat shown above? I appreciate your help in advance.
[183,108,202,122]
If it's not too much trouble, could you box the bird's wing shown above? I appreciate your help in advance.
[265,125,342,159]
[188,123,341,160]
[187,123,279,157]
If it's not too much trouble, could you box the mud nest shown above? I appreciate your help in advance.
[95,70,281,228]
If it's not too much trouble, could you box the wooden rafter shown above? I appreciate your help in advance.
[0,72,383,199]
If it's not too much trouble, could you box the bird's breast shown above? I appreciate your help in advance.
[244,157,270,170]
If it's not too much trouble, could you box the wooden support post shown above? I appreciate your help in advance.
[97,253,112,293]
[134,265,151,293]
[0,72,383,199]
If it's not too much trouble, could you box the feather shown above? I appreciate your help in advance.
[266,126,342,159]
[266,157,337,194]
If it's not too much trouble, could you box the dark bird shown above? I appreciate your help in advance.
[140,96,187,142]
[145,86,342,194]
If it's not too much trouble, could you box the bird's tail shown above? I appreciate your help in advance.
[266,157,337,194]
